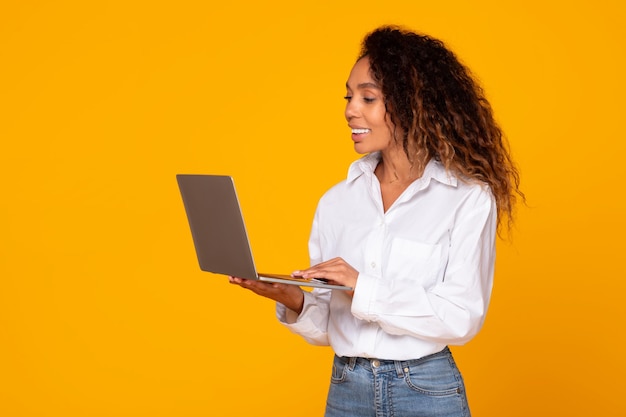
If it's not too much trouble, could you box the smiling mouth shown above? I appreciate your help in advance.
[352,128,371,134]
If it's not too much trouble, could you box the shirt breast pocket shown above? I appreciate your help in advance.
[386,238,442,289]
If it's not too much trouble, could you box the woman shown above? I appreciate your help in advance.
[229,25,522,417]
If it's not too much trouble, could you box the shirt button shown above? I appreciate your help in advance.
[371,359,380,368]
[371,262,376,269]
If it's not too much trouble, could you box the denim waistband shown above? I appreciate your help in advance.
[336,346,451,377]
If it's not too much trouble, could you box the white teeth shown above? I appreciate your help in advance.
[352,128,370,134]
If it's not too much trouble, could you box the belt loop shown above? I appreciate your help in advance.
[348,357,357,371]
[394,360,405,378]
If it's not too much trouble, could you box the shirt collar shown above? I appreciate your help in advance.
[347,152,458,187]
[347,152,380,182]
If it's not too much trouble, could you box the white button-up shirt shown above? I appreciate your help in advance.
[276,152,497,360]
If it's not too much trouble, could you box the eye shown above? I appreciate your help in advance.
[363,97,376,103]
[343,95,352,102]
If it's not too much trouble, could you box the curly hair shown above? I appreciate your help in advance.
[360,26,523,230]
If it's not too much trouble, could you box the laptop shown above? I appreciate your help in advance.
[176,174,352,290]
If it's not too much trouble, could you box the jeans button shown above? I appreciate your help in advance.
[371,359,380,368]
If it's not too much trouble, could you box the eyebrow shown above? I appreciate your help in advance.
[346,82,381,90]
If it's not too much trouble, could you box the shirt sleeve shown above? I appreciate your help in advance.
[350,186,497,345]
[275,207,332,346]
[275,289,332,345]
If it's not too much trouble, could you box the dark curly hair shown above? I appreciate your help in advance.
[360,26,523,230]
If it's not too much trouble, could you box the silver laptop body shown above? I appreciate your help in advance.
[176,174,351,291]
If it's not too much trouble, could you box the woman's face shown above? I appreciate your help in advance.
[344,57,396,154]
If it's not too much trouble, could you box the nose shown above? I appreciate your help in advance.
[345,99,359,121]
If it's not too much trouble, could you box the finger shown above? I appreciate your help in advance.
[311,257,344,269]
[228,276,245,285]
[297,258,346,277]
[301,263,349,279]
[228,277,267,292]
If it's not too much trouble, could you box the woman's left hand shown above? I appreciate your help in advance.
[292,257,359,293]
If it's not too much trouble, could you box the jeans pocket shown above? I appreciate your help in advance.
[403,357,463,397]
[330,356,348,384]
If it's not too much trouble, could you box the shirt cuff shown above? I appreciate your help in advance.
[276,290,316,326]
[351,272,435,321]
[350,272,378,322]
[275,290,330,345]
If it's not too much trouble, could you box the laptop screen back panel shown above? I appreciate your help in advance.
[177,175,259,280]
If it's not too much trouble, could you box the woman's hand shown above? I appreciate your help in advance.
[228,277,305,314]
[292,257,358,295]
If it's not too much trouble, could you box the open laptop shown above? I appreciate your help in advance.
[176,174,352,290]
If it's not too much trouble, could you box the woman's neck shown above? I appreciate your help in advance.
[374,148,416,185]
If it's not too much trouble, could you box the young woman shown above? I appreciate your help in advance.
[229,25,522,417]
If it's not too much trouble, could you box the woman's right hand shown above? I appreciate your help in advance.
[228,277,305,314]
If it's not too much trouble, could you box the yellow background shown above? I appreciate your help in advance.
[1,0,624,416]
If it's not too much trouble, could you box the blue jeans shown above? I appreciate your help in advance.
[325,347,471,417]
